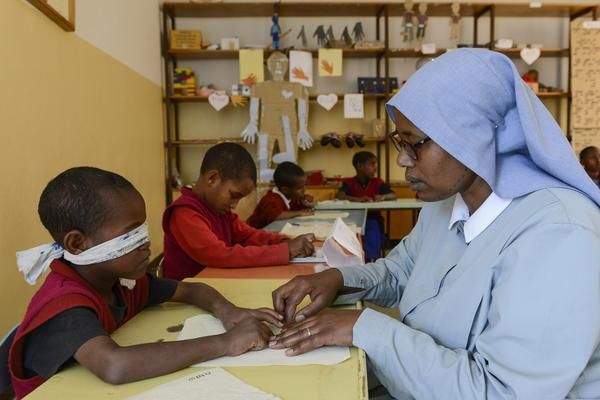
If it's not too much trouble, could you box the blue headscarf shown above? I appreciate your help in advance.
[386,48,600,207]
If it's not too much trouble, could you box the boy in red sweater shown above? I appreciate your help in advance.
[336,151,396,260]
[247,162,315,229]
[162,143,315,280]
[10,167,281,399]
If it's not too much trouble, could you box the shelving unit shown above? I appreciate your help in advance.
[161,1,597,205]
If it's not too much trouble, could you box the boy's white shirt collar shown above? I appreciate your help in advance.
[272,188,291,210]
[448,192,512,243]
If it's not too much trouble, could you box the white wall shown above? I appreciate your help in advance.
[75,0,163,85]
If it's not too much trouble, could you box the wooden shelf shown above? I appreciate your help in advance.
[170,94,387,103]
[164,2,598,19]
[494,48,569,58]
[537,91,569,98]
[168,48,384,60]
[388,48,449,58]
[169,138,246,146]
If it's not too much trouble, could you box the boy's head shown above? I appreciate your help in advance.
[196,142,257,214]
[38,167,150,279]
[273,162,307,200]
[352,151,378,179]
[580,146,600,178]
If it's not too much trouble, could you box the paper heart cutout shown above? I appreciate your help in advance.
[520,47,541,65]
[208,94,229,111]
[317,93,338,111]
[281,90,294,99]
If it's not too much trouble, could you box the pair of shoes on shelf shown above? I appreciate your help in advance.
[320,132,342,148]
[345,132,365,148]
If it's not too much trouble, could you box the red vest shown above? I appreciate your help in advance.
[343,177,385,199]
[162,188,233,280]
[9,260,149,399]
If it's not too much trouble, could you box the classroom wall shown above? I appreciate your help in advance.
[0,0,164,334]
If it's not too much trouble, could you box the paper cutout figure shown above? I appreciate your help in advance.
[297,25,307,47]
[402,0,415,43]
[326,25,335,45]
[239,49,264,84]
[318,49,343,76]
[341,26,353,46]
[208,93,229,111]
[240,52,313,182]
[450,2,462,44]
[289,50,313,87]
[344,94,364,119]
[352,22,365,42]
[520,47,541,65]
[317,94,338,111]
[313,25,327,47]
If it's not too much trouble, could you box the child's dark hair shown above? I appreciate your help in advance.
[200,142,257,183]
[38,167,137,246]
[580,146,599,162]
[352,151,377,168]
[274,162,305,189]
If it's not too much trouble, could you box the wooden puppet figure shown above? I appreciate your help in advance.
[416,3,428,40]
[450,2,462,45]
[402,0,415,43]
[271,12,282,49]
[240,52,313,181]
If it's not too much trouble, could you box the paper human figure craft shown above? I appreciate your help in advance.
[318,49,343,76]
[240,52,313,182]
[289,50,313,87]
[239,49,264,85]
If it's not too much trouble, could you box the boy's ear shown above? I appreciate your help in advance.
[204,170,222,187]
[63,230,90,255]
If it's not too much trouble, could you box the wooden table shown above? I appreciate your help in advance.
[262,209,367,235]
[27,278,367,400]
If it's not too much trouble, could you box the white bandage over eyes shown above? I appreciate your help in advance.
[16,223,149,285]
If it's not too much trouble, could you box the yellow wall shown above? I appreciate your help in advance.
[0,1,165,334]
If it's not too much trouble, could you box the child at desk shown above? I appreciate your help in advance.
[247,162,315,229]
[10,167,282,399]
[336,151,397,260]
[162,143,315,280]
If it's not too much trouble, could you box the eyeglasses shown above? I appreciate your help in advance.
[388,131,431,160]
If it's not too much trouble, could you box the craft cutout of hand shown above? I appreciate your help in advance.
[241,121,259,144]
[242,73,257,87]
[292,67,309,81]
[321,60,334,75]
[230,95,248,107]
[297,127,314,150]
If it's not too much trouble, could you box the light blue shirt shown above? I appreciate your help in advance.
[336,188,600,399]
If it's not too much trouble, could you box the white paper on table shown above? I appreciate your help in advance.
[126,368,280,400]
[322,217,364,267]
[291,248,324,263]
[280,222,359,240]
[296,211,349,220]
[317,200,350,205]
[177,315,350,367]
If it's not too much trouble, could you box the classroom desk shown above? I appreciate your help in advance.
[198,262,320,279]
[315,199,425,225]
[26,278,367,400]
[263,209,367,235]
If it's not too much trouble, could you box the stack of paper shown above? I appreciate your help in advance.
[280,221,359,240]
[126,368,280,400]
[176,314,350,367]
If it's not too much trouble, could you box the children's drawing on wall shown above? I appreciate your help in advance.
[239,49,264,86]
[289,50,314,87]
[318,49,343,76]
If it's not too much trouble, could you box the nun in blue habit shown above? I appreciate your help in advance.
[270,48,600,399]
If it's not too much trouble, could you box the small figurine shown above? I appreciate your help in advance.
[297,25,307,48]
[313,25,327,47]
[416,3,428,40]
[271,12,282,49]
[352,22,365,42]
[450,2,462,44]
[522,69,539,93]
[341,26,353,47]
[402,0,415,43]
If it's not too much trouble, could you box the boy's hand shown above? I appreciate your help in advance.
[220,306,283,330]
[358,195,372,202]
[223,317,272,356]
[374,194,385,201]
[288,234,316,258]
[298,209,314,217]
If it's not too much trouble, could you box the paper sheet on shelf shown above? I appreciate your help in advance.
[177,315,350,367]
[280,222,359,240]
[126,368,280,400]
[321,217,364,268]
[296,211,349,219]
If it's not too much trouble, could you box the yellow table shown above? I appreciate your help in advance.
[26,278,367,400]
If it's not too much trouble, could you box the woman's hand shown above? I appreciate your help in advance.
[269,309,363,355]
[219,306,283,330]
[272,269,344,323]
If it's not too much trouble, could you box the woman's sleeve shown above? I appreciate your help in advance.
[351,223,600,399]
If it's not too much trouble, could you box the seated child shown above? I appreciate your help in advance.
[247,162,315,229]
[336,151,397,260]
[580,146,600,187]
[163,143,315,281]
[10,167,281,399]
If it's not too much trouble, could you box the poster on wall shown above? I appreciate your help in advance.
[239,49,264,86]
[318,49,343,77]
[289,50,313,87]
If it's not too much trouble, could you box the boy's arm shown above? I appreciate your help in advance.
[336,181,372,202]
[275,209,313,220]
